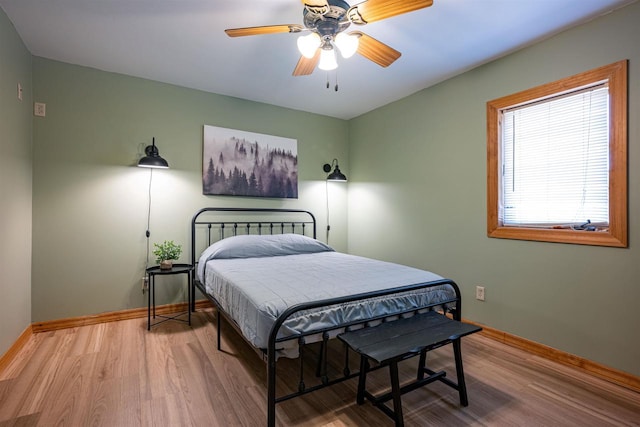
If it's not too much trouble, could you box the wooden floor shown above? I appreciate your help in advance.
[1,309,638,426]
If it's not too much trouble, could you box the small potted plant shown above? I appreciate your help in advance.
[153,240,182,270]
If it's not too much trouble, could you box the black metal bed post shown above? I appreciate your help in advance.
[452,283,462,321]
[267,344,278,427]
[190,213,197,313]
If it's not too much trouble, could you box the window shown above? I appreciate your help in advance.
[487,60,627,247]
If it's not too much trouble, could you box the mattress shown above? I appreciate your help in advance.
[198,235,455,350]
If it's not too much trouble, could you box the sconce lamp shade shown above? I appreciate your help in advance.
[323,159,347,181]
[138,138,169,168]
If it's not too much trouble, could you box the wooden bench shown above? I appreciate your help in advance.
[338,311,482,427]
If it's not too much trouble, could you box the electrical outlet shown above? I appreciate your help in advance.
[34,102,46,117]
[142,276,149,292]
[476,286,485,301]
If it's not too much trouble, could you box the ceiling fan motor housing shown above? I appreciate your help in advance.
[303,0,352,37]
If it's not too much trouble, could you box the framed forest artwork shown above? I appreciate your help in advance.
[202,125,298,198]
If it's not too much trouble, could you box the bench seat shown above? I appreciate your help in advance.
[338,311,482,426]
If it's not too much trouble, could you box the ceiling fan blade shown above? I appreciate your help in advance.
[293,49,321,76]
[301,0,330,15]
[352,32,401,67]
[348,0,433,25]
[225,24,304,37]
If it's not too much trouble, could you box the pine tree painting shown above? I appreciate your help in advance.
[202,125,298,198]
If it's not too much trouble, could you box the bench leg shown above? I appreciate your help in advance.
[357,356,369,405]
[389,361,404,427]
[417,349,427,380]
[452,339,469,407]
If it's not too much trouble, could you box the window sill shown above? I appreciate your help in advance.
[488,226,627,247]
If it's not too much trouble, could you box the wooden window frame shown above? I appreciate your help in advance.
[487,60,628,247]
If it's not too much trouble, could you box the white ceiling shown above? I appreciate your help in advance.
[1,0,635,119]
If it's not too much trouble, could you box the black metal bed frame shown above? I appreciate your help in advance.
[190,207,463,427]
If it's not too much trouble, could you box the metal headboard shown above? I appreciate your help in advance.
[190,207,317,272]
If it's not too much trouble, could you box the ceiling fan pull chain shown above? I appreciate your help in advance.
[326,72,330,89]
[335,71,339,92]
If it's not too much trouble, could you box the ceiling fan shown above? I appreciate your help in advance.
[225,0,434,76]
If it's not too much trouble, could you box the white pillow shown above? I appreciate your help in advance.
[197,234,333,282]
[204,233,333,259]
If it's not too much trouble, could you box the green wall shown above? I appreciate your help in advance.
[0,8,32,356]
[348,2,640,376]
[4,1,639,379]
[31,58,349,322]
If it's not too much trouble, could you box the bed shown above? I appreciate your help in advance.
[190,207,464,426]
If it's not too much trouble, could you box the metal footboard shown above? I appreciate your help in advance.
[265,279,461,427]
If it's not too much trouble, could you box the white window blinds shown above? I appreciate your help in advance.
[500,84,609,227]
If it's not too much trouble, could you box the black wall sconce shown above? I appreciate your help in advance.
[138,137,169,169]
[323,158,347,181]
[137,137,170,277]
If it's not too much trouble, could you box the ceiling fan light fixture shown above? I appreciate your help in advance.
[318,46,338,71]
[297,32,321,58]
[225,0,435,78]
[334,32,359,58]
